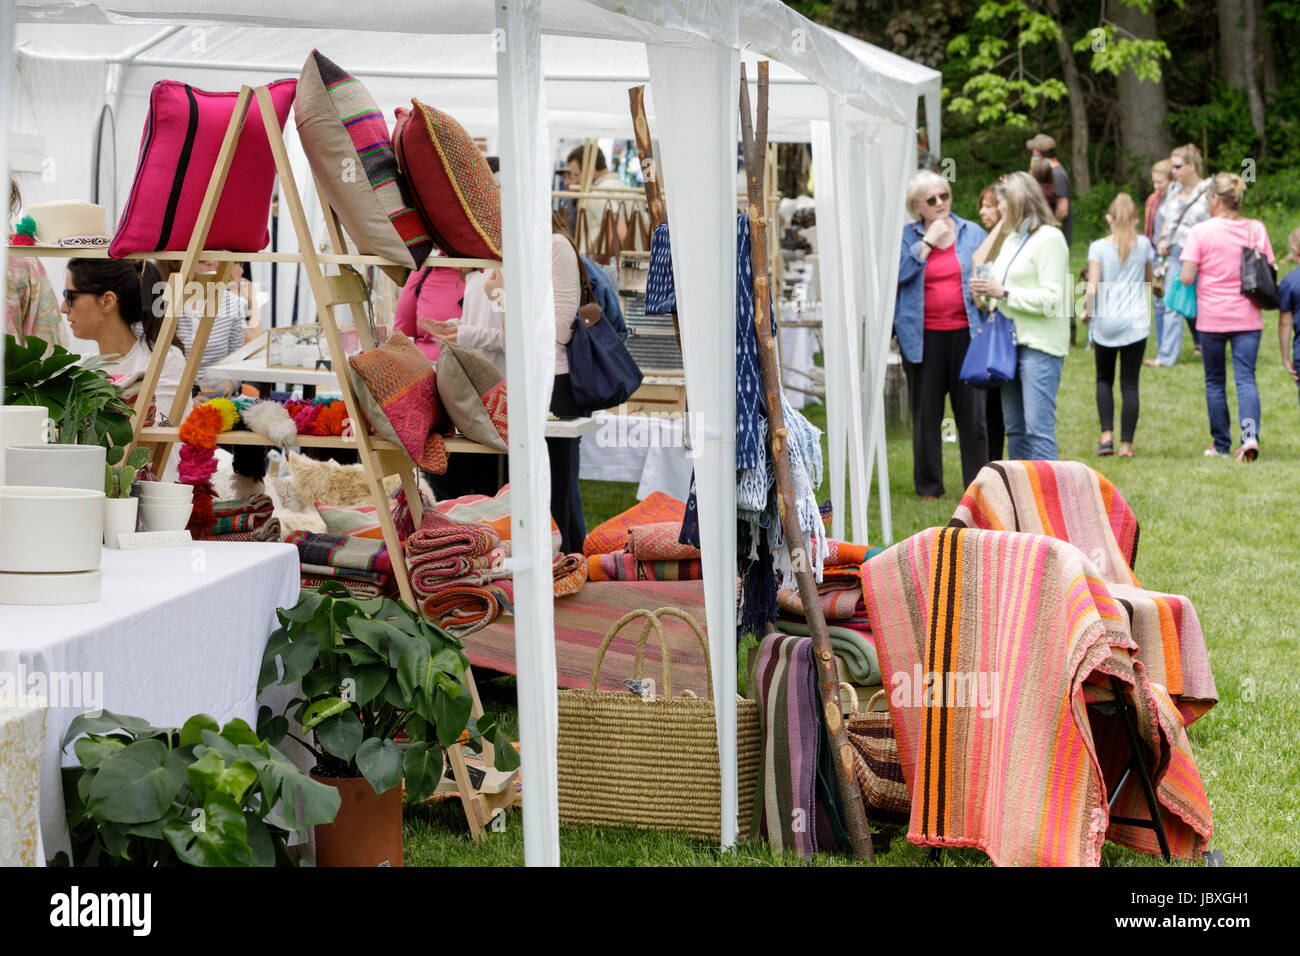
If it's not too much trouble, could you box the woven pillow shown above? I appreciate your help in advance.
[317,503,384,539]
[110,79,296,257]
[582,491,686,556]
[436,343,507,450]
[295,51,431,284]
[394,100,501,259]
[348,332,452,474]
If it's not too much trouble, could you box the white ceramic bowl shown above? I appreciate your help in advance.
[0,406,50,484]
[135,481,194,501]
[0,485,104,573]
[139,499,194,532]
[5,443,107,494]
[0,568,102,605]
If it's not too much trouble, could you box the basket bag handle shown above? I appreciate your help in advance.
[589,606,713,699]
[839,682,861,715]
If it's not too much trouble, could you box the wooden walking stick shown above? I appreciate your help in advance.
[740,61,875,862]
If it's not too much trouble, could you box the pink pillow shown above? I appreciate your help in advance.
[110,79,297,258]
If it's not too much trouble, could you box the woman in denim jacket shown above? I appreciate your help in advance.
[894,169,989,499]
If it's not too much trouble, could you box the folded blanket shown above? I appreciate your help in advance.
[777,619,880,685]
[212,493,274,535]
[862,527,1212,866]
[408,511,501,557]
[777,585,866,621]
[299,563,390,585]
[433,484,561,556]
[424,581,515,635]
[412,566,511,599]
[824,539,873,568]
[300,572,388,599]
[587,553,703,582]
[552,553,589,598]
[408,546,506,580]
[287,531,393,576]
[583,491,685,556]
[625,522,701,561]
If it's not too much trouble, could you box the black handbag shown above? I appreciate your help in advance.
[1240,220,1279,310]
[566,264,643,413]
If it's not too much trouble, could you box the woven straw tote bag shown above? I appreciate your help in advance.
[557,607,761,841]
[843,686,911,827]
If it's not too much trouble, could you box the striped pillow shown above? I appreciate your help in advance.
[295,51,432,282]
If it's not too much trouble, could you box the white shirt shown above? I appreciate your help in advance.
[105,338,189,481]
[457,270,506,375]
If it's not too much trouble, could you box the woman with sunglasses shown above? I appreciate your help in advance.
[894,169,989,499]
[62,258,189,447]
[1149,144,1212,367]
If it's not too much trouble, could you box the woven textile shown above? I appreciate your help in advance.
[776,619,880,685]
[625,522,701,561]
[582,491,685,556]
[211,493,273,535]
[407,511,501,557]
[299,563,389,585]
[777,584,866,621]
[677,471,700,548]
[587,553,703,582]
[317,503,383,539]
[552,553,589,598]
[408,100,501,258]
[461,581,713,693]
[750,634,821,859]
[433,484,561,556]
[424,581,515,635]
[287,531,393,576]
[211,516,280,543]
[825,539,871,568]
[950,461,1215,721]
[861,527,1213,865]
[299,573,387,599]
[735,214,773,471]
[349,332,451,473]
[644,222,676,314]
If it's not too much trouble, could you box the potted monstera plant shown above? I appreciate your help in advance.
[259,582,518,866]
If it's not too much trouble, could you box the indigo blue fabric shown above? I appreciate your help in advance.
[893,213,987,364]
[678,469,700,548]
[645,222,676,314]
[581,257,627,340]
[736,214,775,471]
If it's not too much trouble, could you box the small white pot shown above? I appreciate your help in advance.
[0,485,104,573]
[103,496,140,548]
[5,443,107,494]
[0,406,50,483]
[139,499,194,533]
[134,481,193,501]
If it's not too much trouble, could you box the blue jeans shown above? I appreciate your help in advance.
[1000,346,1064,460]
[1156,247,1187,365]
[1200,330,1261,453]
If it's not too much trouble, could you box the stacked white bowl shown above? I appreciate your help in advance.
[134,481,194,532]
[0,486,104,604]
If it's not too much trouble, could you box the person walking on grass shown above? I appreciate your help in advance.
[1276,227,1300,419]
[1083,193,1153,458]
[1145,160,1172,366]
[1179,173,1273,462]
[1150,144,1212,367]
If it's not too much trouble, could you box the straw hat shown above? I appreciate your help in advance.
[26,201,110,247]
[1025,133,1056,154]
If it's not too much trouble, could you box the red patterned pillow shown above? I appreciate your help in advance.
[296,51,432,282]
[436,344,507,451]
[393,100,501,259]
[348,332,453,473]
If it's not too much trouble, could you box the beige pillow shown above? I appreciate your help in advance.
[436,344,508,450]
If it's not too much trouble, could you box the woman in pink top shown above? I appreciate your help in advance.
[1179,172,1273,461]
[392,264,465,362]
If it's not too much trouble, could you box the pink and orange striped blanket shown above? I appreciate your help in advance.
[950,461,1215,721]
[861,527,1212,866]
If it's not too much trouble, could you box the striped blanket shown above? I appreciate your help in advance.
[950,460,1215,721]
[586,553,704,582]
[552,553,589,598]
[212,493,274,535]
[776,619,880,685]
[300,572,388,599]
[286,531,393,577]
[777,584,866,621]
[582,491,685,556]
[625,522,701,561]
[861,527,1212,866]
[424,582,515,635]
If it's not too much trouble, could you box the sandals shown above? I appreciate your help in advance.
[1117,447,1134,458]
[1095,439,1114,456]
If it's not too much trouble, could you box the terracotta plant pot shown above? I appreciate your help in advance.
[310,772,404,867]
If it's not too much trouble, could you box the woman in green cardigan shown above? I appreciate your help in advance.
[970,171,1071,460]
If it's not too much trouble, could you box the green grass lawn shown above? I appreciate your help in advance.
[404,326,1300,866]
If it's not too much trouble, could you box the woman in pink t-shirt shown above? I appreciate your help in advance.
[1180,173,1272,461]
[392,264,466,362]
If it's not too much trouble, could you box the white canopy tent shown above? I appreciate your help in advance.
[6,0,937,865]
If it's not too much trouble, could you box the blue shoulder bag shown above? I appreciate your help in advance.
[959,231,1030,389]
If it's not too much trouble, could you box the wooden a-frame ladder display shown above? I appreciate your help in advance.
[126,84,518,840]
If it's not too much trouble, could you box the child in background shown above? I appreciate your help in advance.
[1277,226,1300,413]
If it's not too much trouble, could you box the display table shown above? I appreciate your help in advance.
[0,542,299,863]
[579,411,696,501]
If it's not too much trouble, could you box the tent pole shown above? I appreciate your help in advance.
[740,61,875,862]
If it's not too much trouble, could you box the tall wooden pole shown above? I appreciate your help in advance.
[628,85,682,358]
[740,61,875,862]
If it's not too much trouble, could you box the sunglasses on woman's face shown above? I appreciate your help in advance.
[62,289,97,306]
[1171,162,1185,171]
[925,192,951,206]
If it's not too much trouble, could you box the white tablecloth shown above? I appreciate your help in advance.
[579,413,696,502]
[0,542,299,863]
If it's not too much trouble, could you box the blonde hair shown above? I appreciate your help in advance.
[1171,143,1204,178]
[1151,159,1172,177]
[1106,192,1140,265]
[1210,172,1246,212]
[996,171,1056,233]
[906,169,949,221]
[1289,225,1300,254]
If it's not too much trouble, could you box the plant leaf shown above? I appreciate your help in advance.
[87,739,188,824]
[301,697,351,731]
[402,742,440,802]
[434,685,473,747]
[163,792,254,867]
[179,714,220,748]
[315,710,363,763]
[355,737,403,795]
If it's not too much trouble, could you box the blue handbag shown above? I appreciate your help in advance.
[566,267,643,413]
[1162,272,1198,318]
[959,232,1030,389]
